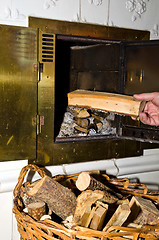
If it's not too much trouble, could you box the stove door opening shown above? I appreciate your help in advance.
[54,35,121,142]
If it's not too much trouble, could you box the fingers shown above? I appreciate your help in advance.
[138,112,151,125]
[132,92,159,126]
[131,116,137,121]
[132,112,153,125]
[131,112,148,124]
[133,92,158,101]
[138,112,159,126]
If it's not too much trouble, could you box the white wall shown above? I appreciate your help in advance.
[0,0,159,39]
[0,160,28,240]
[0,1,159,239]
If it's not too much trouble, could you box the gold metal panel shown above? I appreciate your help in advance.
[31,139,143,166]
[29,17,150,166]
[29,17,150,41]
[36,30,55,163]
[0,25,38,161]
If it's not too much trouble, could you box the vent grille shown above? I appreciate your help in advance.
[41,34,54,62]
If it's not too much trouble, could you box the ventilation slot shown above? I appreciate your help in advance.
[41,34,54,62]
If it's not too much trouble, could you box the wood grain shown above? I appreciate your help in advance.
[68,90,146,118]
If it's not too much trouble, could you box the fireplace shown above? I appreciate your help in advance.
[1,17,159,166]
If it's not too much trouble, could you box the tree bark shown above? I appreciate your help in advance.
[27,175,77,220]
[76,172,121,203]
[28,201,46,221]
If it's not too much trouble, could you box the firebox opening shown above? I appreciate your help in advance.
[54,35,121,142]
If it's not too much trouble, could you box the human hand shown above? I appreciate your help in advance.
[133,92,159,126]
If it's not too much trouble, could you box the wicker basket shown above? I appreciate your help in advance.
[13,164,159,240]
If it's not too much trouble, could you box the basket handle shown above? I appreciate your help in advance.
[13,164,46,198]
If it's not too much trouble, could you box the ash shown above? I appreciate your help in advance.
[57,106,117,138]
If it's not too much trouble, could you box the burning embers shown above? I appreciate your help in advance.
[57,106,116,139]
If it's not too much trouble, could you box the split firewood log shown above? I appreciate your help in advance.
[27,175,77,220]
[129,196,159,225]
[84,205,97,228]
[89,203,108,230]
[95,121,103,132]
[67,107,90,118]
[103,202,131,231]
[76,172,122,203]
[73,190,104,226]
[68,89,146,118]
[80,201,108,229]
[91,113,104,121]
[74,125,89,134]
[20,180,40,207]
[76,109,90,118]
[74,117,90,128]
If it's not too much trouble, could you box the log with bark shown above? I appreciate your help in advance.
[67,89,146,118]
[75,172,122,203]
[27,175,77,220]
[28,201,46,221]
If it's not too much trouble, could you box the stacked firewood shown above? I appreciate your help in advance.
[20,171,159,237]
[57,106,116,138]
[70,107,109,135]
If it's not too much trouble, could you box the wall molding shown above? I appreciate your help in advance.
[0,151,159,193]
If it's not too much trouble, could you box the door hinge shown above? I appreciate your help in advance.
[32,115,44,135]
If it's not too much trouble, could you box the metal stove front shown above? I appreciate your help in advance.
[29,17,159,166]
[1,17,159,166]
